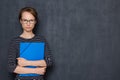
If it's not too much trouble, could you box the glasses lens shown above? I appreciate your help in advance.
[21,19,35,24]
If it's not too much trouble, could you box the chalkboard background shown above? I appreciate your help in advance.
[0,0,120,80]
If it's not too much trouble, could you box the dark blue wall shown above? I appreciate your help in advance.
[0,0,120,80]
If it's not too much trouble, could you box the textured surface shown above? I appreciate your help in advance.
[0,0,120,80]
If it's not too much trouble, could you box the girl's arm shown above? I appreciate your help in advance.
[14,65,46,75]
[17,58,47,67]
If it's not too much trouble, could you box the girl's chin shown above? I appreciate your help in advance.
[24,29,33,32]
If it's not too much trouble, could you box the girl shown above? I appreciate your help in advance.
[8,7,53,80]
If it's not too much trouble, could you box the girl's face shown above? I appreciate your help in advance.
[20,11,36,32]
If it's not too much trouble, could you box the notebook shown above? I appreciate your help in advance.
[19,42,45,76]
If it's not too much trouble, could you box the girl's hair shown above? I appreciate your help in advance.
[19,7,38,22]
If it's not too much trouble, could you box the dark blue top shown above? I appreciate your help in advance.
[8,35,53,80]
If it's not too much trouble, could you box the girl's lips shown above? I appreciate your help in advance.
[25,27,31,29]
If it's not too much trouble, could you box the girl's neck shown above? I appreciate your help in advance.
[20,31,35,39]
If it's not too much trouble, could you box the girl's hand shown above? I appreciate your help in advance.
[34,67,46,75]
[17,57,29,67]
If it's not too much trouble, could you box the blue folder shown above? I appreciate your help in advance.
[19,42,45,76]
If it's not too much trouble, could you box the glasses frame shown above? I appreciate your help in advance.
[21,19,36,24]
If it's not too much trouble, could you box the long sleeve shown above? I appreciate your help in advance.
[43,37,53,67]
[8,39,17,73]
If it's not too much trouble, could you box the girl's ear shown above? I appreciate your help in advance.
[20,19,22,24]
[35,20,37,24]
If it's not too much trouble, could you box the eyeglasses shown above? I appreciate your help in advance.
[21,19,36,24]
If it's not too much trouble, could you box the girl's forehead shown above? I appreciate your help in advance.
[21,12,35,19]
